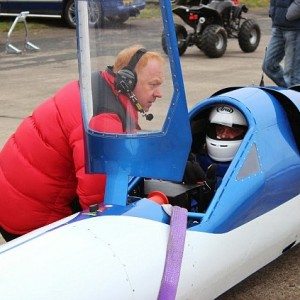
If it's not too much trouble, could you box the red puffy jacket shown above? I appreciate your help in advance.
[0,73,137,235]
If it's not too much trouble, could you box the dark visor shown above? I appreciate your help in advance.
[207,123,247,141]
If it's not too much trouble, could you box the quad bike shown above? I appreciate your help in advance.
[163,0,261,58]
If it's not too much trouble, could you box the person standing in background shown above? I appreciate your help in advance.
[262,0,300,87]
[286,0,300,85]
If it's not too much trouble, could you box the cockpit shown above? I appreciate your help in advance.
[128,103,249,220]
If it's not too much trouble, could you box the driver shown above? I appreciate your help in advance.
[206,104,247,162]
[184,104,247,184]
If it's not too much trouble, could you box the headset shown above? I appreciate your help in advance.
[114,48,154,121]
[115,48,147,93]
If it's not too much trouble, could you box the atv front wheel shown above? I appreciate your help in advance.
[162,24,188,56]
[238,19,261,53]
[201,25,227,58]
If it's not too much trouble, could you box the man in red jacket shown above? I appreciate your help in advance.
[0,45,165,242]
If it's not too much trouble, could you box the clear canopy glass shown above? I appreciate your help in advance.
[76,0,173,135]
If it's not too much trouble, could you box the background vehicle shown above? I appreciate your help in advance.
[0,0,146,28]
[163,0,261,58]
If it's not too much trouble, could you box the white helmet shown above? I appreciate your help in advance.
[206,105,247,162]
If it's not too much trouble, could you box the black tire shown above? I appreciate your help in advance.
[238,19,261,53]
[175,24,188,56]
[201,24,227,58]
[63,0,103,29]
[162,24,188,56]
[106,14,129,25]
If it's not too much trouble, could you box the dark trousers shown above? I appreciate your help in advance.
[0,227,20,242]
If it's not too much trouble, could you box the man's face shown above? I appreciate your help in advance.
[216,124,245,140]
[133,59,164,112]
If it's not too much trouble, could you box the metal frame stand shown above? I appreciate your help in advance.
[5,11,40,54]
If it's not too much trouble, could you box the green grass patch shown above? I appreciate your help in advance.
[241,0,269,8]
[0,19,12,32]
[0,17,55,33]
[137,3,161,19]
[138,1,269,19]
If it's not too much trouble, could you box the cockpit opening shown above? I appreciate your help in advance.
[128,103,249,225]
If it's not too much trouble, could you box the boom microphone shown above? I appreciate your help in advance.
[115,79,154,121]
[125,89,154,121]
[144,113,153,121]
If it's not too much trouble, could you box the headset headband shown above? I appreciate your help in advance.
[127,48,147,70]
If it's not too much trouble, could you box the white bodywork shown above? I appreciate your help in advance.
[0,195,299,300]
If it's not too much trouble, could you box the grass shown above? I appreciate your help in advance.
[138,0,269,19]
[0,17,53,33]
[241,0,269,8]
[137,3,161,19]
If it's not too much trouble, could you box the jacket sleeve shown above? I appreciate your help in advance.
[72,113,124,210]
[89,113,124,133]
[286,0,300,21]
[71,124,106,210]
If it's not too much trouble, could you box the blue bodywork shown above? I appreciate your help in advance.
[0,1,63,14]
[102,0,145,17]
[75,85,300,234]
[189,86,300,233]
[0,0,145,18]
[75,0,300,234]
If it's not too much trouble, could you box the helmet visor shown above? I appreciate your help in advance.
[207,123,247,141]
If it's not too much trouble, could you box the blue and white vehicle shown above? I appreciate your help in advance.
[0,0,146,28]
[0,0,299,299]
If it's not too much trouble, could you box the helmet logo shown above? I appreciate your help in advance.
[216,106,233,114]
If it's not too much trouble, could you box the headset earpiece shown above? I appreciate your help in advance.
[115,48,147,93]
[113,48,153,121]
[115,68,137,93]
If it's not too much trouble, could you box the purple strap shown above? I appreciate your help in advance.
[158,206,188,300]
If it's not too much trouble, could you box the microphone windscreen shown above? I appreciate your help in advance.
[146,113,154,121]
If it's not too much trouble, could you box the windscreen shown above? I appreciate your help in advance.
[76,0,173,135]
[76,0,192,187]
